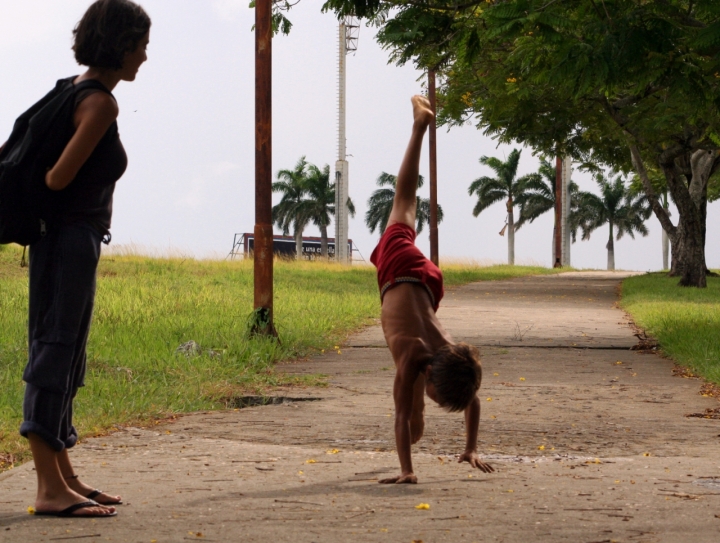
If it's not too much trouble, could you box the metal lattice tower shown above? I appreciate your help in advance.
[334,16,359,265]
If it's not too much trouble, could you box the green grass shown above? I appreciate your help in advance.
[0,243,559,468]
[621,272,720,383]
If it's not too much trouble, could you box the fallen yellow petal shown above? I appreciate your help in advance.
[298,471,304,475]
[507,489,514,493]
[520,377,526,381]
[486,397,492,402]
[538,445,545,451]
[326,448,341,454]
[415,503,430,510]
[643,452,651,457]
[27,506,35,515]
[493,373,499,376]
[306,459,316,464]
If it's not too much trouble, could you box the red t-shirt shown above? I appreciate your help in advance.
[370,222,444,312]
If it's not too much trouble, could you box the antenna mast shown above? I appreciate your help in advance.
[334,16,359,265]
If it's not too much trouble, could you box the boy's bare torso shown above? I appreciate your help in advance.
[381,282,452,372]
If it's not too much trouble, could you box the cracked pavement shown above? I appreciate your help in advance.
[1,271,719,543]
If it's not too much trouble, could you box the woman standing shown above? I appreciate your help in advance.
[14,0,150,518]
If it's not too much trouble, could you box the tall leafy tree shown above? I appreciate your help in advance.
[573,173,651,271]
[515,159,580,262]
[272,156,312,259]
[468,148,536,265]
[365,172,443,236]
[304,163,355,259]
[318,0,720,287]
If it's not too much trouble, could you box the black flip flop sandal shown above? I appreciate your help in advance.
[65,475,122,505]
[34,501,117,518]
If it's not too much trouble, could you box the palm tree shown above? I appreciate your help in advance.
[272,156,312,258]
[468,148,535,265]
[365,172,444,235]
[514,158,580,262]
[573,172,651,271]
[303,164,355,259]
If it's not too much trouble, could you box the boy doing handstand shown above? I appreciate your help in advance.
[370,96,494,484]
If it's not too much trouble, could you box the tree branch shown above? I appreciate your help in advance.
[629,144,676,237]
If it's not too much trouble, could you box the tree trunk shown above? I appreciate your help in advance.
[606,222,615,271]
[295,227,303,260]
[320,223,328,260]
[669,217,707,287]
[661,225,669,271]
[507,199,515,265]
[661,149,718,287]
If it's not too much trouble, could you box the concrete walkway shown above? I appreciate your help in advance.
[1,272,719,542]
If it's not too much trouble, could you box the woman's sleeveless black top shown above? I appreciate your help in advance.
[62,83,128,234]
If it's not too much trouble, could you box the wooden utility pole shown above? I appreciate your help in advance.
[428,71,439,265]
[252,0,277,336]
[554,155,562,268]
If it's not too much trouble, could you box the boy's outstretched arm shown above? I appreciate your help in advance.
[379,367,419,484]
[458,396,494,473]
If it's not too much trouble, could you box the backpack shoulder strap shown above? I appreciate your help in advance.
[72,79,115,100]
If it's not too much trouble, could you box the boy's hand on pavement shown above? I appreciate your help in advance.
[379,473,418,484]
[458,451,494,473]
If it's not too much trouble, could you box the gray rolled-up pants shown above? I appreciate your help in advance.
[20,221,102,451]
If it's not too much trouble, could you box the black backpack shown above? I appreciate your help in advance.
[0,77,110,247]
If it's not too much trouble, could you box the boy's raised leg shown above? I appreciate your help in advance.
[387,96,435,230]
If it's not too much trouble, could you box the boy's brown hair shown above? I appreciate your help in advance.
[428,343,481,412]
[73,0,151,70]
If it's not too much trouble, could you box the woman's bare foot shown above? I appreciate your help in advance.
[58,449,121,505]
[35,488,116,517]
[66,476,122,505]
[411,95,434,128]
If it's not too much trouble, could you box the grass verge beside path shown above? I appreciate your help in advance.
[0,244,559,469]
[621,273,720,384]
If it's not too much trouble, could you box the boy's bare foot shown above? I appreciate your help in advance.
[411,95,434,128]
[35,488,116,517]
[66,476,122,505]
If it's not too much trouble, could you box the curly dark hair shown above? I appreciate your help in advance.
[427,343,482,412]
[72,0,151,69]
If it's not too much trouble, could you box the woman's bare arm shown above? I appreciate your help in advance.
[45,92,118,191]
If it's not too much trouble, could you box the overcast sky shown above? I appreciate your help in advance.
[2,0,718,270]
